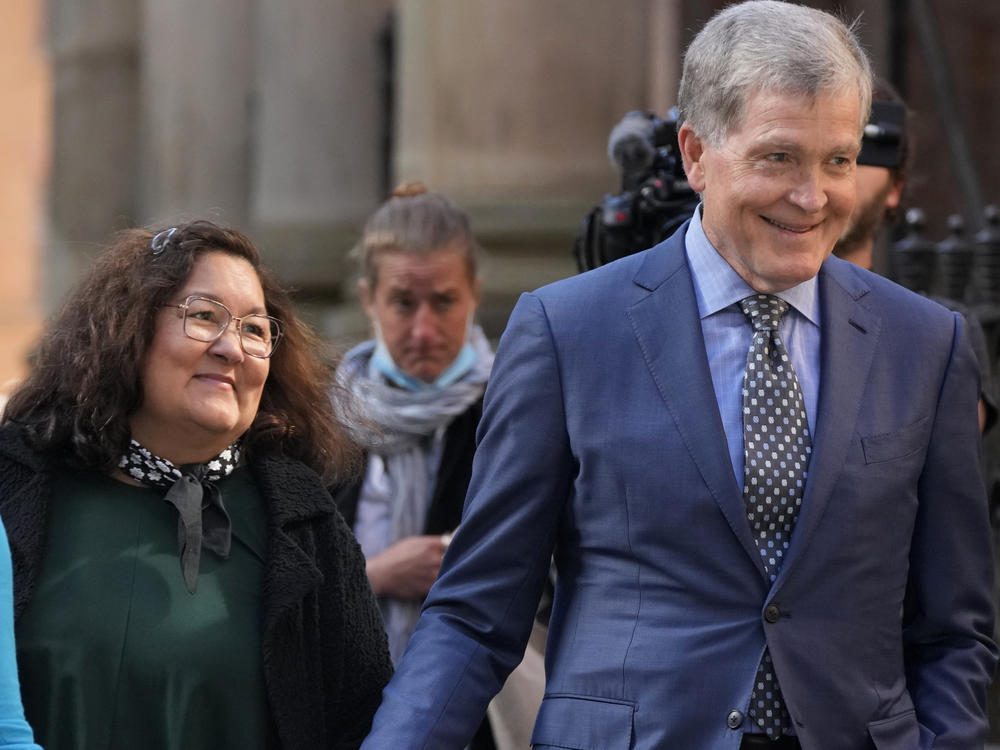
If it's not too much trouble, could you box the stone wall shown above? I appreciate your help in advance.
[31,0,1000,350]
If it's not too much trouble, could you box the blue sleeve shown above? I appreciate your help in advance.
[903,312,998,745]
[0,520,41,750]
[361,292,573,749]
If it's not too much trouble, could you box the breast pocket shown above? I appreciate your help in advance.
[530,695,634,750]
[860,417,929,465]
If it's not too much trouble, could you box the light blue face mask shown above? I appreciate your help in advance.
[369,323,479,392]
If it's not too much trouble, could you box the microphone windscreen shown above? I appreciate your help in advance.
[607,112,656,177]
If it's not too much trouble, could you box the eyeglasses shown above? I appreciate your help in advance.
[165,296,283,358]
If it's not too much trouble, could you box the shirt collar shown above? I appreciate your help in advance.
[685,203,820,324]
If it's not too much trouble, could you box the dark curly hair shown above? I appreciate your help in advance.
[3,220,360,480]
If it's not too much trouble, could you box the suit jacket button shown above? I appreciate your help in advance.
[727,710,744,729]
[764,604,782,623]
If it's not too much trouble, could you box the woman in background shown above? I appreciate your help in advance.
[333,183,501,747]
[1,220,391,750]
[334,183,492,660]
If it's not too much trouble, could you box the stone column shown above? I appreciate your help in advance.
[138,0,253,226]
[250,0,394,300]
[0,0,49,390]
[647,0,683,116]
[395,0,661,220]
[393,0,683,334]
[45,0,139,303]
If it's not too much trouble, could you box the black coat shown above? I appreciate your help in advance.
[0,424,393,750]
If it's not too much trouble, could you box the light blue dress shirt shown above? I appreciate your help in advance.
[684,205,821,489]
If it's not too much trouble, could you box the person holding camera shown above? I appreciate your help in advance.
[360,3,996,748]
[832,77,907,274]
[834,77,996,434]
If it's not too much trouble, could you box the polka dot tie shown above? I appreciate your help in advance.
[739,294,811,737]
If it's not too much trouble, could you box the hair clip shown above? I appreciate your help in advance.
[151,227,178,255]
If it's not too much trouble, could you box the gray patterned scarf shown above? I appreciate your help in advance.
[337,326,493,661]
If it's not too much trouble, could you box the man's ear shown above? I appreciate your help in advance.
[885,175,904,211]
[677,123,707,193]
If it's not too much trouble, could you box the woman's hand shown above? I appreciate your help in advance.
[366,535,447,599]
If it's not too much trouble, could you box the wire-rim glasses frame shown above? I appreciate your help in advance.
[163,295,283,358]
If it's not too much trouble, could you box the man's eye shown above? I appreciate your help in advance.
[766,153,789,163]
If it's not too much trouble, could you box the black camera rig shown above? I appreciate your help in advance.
[572,108,699,273]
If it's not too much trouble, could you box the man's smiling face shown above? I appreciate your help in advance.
[679,88,862,293]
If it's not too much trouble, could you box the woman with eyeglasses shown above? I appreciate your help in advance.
[0,220,392,750]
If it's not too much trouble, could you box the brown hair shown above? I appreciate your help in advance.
[4,219,360,479]
[354,181,480,287]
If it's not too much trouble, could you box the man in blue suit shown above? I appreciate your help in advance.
[361,2,997,748]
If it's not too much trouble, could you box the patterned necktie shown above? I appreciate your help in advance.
[739,294,812,737]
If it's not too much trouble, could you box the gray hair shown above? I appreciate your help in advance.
[354,181,480,287]
[677,0,873,146]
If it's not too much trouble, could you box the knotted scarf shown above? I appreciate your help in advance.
[118,439,240,593]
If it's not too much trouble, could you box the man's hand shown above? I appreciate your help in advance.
[366,535,448,599]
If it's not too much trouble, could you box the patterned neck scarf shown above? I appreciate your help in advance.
[119,439,241,593]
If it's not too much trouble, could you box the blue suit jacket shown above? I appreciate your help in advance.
[361,227,997,750]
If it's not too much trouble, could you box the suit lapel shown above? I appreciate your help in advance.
[626,235,762,565]
[775,260,881,579]
[627,245,883,580]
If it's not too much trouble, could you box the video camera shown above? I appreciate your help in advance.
[858,100,906,169]
[573,108,700,272]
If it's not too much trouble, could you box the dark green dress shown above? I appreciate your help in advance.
[15,468,280,750]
